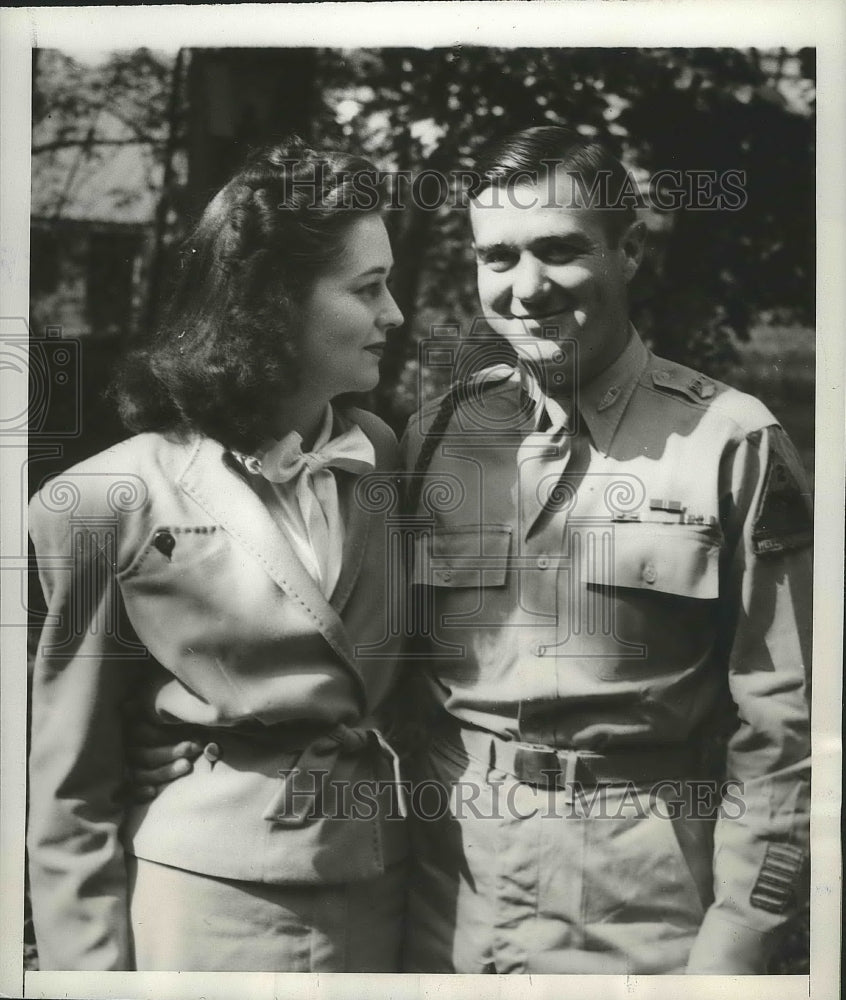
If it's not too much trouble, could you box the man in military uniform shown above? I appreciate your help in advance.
[400,125,812,974]
[130,125,812,975]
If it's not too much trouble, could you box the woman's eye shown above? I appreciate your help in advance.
[356,282,382,298]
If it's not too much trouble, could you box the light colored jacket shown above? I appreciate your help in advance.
[28,409,406,970]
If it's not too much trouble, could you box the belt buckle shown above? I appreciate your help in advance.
[513,746,562,789]
[557,749,580,788]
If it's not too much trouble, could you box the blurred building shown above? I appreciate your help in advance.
[30,107,160,340]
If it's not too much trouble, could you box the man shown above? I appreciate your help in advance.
[132,126,812,975]
[399,126,811,974]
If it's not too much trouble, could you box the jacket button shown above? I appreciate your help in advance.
[537,556,550,569]
[153,530,176,559]
[440,570,452,582]
[642,563,657,584]
[203,742,221,763]
[534,643,546,656]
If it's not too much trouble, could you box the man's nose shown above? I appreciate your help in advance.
[510,254,548,304]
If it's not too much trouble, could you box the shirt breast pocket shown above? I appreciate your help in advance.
[584,523,721,598]
[412,523,511,627]
[580,523,721,679]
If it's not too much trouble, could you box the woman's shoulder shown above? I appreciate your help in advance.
[29,431,200,527]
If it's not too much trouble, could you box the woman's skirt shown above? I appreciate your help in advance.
[128,854,407,972]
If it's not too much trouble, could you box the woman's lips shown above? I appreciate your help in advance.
[364,343,385,356]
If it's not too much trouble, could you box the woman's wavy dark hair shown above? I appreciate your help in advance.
[111,137,387,452]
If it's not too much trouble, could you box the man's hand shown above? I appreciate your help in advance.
[123,703,202,802]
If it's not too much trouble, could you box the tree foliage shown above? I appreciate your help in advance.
[314,47,814,425]
[32,48,179,212]
[32,45,815,429]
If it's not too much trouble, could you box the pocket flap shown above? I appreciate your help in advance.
[583,524,720,599]
[413,524,512,588]
[117,524,226,581]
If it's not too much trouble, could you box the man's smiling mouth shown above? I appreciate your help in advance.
[509,308,568,321]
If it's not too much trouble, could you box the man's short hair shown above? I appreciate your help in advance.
[470,125,638,244]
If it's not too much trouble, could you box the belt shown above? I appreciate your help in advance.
[264,722,407,825]
[321,724,407,818]
[436,718,698,790]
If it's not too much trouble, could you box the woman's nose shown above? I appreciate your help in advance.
[380,291,404,331]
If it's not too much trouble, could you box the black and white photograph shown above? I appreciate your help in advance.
[0,4,842,999]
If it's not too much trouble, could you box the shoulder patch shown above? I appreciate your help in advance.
[750,843,806,914]
[751,428,813,556]
[651,367,717,403]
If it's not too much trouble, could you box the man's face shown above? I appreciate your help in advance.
[470,172,644,386]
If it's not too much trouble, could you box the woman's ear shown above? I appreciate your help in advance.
[619,221,647,283]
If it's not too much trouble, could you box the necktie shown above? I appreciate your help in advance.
[236,412,375,596]
[469,363,575,534]
[257,423,376,484]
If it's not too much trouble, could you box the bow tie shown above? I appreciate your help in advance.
[468,363,571,435]
[253,424,376,484]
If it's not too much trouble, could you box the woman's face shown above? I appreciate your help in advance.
[297,214,403,400]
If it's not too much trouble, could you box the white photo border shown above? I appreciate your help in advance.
[1,4,843,999]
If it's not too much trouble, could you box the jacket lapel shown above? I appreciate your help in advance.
[330,470,371,613]
[177,436,366,699]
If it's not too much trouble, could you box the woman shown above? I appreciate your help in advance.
[27,138,407,972]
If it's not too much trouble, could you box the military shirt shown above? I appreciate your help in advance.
[402,330,812,971]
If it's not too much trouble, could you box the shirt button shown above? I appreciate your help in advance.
[642,563,657,585]
[537,556,550,569]
[203,742,221,763]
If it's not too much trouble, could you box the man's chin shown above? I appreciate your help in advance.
[505,332,573,365]
[494,315,573,346]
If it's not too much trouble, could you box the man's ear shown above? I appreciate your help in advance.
[619,221,646,283]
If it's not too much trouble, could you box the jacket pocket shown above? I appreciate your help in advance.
[412,523,512,588]
[116,524,227,581]
[582,523,720,599]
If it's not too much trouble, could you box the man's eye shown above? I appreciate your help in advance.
[479,252,516,272]
[540,247,578,265]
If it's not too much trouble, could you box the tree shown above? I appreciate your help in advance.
[32,45,815,429]
[314,47,814,428]
[185,48,317,215]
